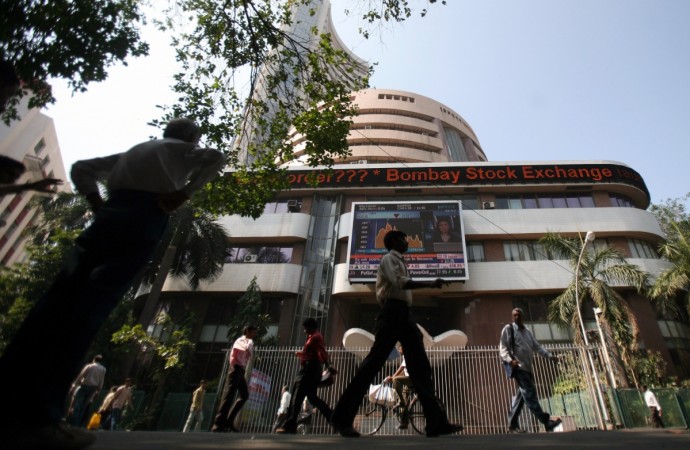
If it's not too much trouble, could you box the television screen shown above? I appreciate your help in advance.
[347,201,468,282]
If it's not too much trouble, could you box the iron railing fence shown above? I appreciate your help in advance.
[232,344,603,435]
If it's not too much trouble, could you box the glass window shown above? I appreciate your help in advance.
[522,197,538,209]
[508,198,522,210]
[579,195,595,207]
[537,196,554,208]
[466,242,485,262]
[552,197,567,208]
[628,239,659,259]
[565,196,581,208]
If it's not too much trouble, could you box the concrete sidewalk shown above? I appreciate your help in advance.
[89,429,689,450]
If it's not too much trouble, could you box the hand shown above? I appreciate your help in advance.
[384,376,392,383]
[157,190,189,212]
[26,177,62,193]
[509,359,521,368]
[550,355,559,362]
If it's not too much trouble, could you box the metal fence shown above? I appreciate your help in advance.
[229,344,603,435]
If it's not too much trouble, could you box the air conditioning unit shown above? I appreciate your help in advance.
[483,201,496,210]
[364,125,372,130]
[243,254,258,263]
[287,199,301,212]
[357,160,368,164]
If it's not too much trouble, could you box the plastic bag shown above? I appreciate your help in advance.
[368,383,397,407]
[86,412,101,430]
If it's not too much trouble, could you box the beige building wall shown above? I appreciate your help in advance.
[0,99,70,265]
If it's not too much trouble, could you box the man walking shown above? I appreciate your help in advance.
[331,229,462,438]
[0,118,224,449]
[183,380,207,432]
[499,307,561,433]
[69,355,106,427]
[110,378,133,431]
[212,325,257,432]
[276,318,334,434]
[642,385,664,428]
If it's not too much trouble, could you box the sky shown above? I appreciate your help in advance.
[45,0,690,205]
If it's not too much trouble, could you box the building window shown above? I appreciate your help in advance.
[513,297,573,343]
[610,194,634,207]
[503,241,549,261]
[262,200,291,214]
[466,242,485,262]
[628,239,660,259]
[34,138,46,155]
[496,194,595,209]
[225,246,293,263]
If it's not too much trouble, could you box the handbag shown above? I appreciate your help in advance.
[368,383,397,407]
[502,324,516,379]
[86,411,101,430]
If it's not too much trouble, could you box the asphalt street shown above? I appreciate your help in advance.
[88,429,690,450]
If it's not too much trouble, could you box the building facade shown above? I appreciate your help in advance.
[153,88,688,385]
[0,100,69,265]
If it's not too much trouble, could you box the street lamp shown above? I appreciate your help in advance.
[575,231,596,346]
[594,307,617,389]
[573,231,610,429]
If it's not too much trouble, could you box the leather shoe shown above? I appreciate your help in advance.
[228,425,241,433]
[275,427,296,434]
[545,418,562,432]
[426,422,463,437]
[397,424,408,430]
[508,427,527,433]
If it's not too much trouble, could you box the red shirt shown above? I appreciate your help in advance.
[298,330,328,366]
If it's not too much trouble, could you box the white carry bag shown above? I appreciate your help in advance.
[368,383,398,407]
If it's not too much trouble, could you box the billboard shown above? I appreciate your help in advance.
[347,201,468,283]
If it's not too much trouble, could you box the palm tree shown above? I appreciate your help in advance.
[540,233,649,381]
[649,221,690,319]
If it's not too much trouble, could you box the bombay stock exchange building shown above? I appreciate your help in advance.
[153,86,688,382]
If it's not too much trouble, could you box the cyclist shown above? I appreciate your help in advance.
[384,346,413,429]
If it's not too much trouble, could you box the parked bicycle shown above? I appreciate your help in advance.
[353,382,427,435]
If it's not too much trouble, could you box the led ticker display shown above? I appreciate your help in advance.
[347,201,468,283]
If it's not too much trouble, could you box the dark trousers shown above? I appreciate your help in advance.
[508,369,550,429]
[213,365,249,430]
[282,361,332,432]
[70,384,98,427]
[650,407,664,428]
[331,299,449,433]
[0,191,168,426]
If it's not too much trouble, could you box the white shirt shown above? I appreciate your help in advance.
[71,138,224,197]
[644,389,661,410]
[75,361,106,390]
[400,357,409,376]
[229,335,254,367]
[499,323,552,374]
[111,385,132,410]
[376,250,413,306]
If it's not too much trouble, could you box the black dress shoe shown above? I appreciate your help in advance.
[275,427,296,434]
[228,425,241,433]
[427,422,463,437]
[545,418,562,432]
[508,427,527,433]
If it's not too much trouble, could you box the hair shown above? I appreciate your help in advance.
[302,317,318,331]
[243,325,258,335]
[642,385,648,390]
[512,307,524,314]
[93,355,103,363]
[437,217,451,226]
[383,230,407,250]
[163,118,201,143]
[200,379,207,384]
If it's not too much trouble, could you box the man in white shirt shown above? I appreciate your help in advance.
[643,385,664,428]
[212,325,258,433]
[331,230,462,438]
[499,307,561,433]
[69,355,107,427]
[273,385,292,431]
[0,118,224,449]
[110,378,133,431]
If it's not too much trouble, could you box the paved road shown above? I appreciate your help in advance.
[89,429,689,450]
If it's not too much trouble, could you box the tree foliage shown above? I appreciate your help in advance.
[1,0,148,122]
[539,233,650,382]
[226,276,275,346]
[648,192,690,241]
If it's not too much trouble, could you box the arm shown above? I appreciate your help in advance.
[499,325,518,365]
[180,147,225,197]
[70,153,121,210]
[0,177,62,195]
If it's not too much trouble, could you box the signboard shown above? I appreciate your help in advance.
[347,201,468,283]
[284,162,649,196]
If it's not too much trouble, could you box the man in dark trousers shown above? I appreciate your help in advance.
[212,325,258,433]
[331,229,463,438]
[499,307,561,433]
[276,318,334,434]
[0,118,224,449]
